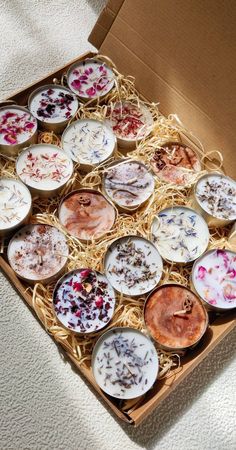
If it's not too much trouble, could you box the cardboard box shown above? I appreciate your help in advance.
[0,0,235,426]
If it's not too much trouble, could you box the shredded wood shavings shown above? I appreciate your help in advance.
[0,54,230,395]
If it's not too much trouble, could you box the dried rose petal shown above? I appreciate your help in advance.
[4,134,17,144]
[198,266,207,279]
[80,269,91,279]
[73,282,83,292]
[95,297,104,308]
[86,86,96,97]
[71,79,81,90]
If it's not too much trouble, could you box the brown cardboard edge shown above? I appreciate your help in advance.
[0,255,133,425]
[88,0,125,49]
[0,50,235,426]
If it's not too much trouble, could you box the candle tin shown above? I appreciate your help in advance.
[106,101,153,151]
[0,178,32,238]
[61,118,117,173]
[144,284,209,352]
[28,84,79,134]
[16,144,74,198]
[0,105,38,156]
[52,268,116,334]
[191,249,236,312]
[151,141,202,185]
[228,223,236,250]
[151,206,210,265]
[192,172,236,227]
[66,58,115,102]
[92,326,159,400]
[58,188,117,242]
[7,223,69,284]
[102,159,155,213]
[104,234,163,297]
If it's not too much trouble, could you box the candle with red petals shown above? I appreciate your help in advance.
[53,268,116,334]
[67,58,115,101]
[0,105,37,156]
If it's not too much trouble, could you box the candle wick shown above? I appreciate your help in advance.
[124,363,135,377]
[173,309,188,316]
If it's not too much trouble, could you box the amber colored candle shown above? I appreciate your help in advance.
[144,284,208,350]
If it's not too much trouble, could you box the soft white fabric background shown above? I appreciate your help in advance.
[0,1,235,449]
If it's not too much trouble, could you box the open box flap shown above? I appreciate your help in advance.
[89,0,236,177]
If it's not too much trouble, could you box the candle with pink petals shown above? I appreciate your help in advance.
[192,249,236,311]
[67,58,115,100]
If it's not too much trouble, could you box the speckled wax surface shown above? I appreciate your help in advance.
[0,1,235,449]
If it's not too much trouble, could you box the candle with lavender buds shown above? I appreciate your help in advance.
[58,189,116,241]
[106,101,153,151]
[0,178,32,237]
[104,235,163,297]
[144,284,208,351]
[7,224,69,283]
[0,105,37,156]
[67,58,115,101]
[92,327,159,399]
[53,269,116,334]
[192,249,236,311]
[103,159,155,212]
[28,85,79,133]
[62,119,116,172]
[151,142,201,185]
[193,173,236,227]
[151,206,209,264]
[16,144,73,198]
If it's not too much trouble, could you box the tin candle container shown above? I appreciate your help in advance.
[104,235,163,297]
[58,188,116,242]
[28,84,79,133]
[151,206,209,264]
[0,178,32,238]
[67,58,115,101]
[106,101,153,151]
[228,223,236,250]
[144,284,209,351]
[102,159,155,212]
[191,249,236,312]
[193,173,236,227]
[53,268,116,334]
[7,224,69,284]
[92,327,159,399]
[0,105,37,156]
[62,118,116,172]
[16,144,73,198]
[151,141,201,185]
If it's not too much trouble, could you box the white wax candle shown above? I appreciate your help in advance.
[106,101,153,149]
[53,269,116,333]
[0,178,32,236]
[192,249,236,311]
[29,85,78,124]
[67,58,115,100]
[0,106,37,146]
[8,224,69,283]
[92,327,159,399]
[62,119,116,169]
[103,159,155,210]
[16,144,73,196]
[104,235,163,296]
[195,173,236,222]
[152,206,209,263]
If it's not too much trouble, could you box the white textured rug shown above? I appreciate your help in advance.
[0,2,235,449]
